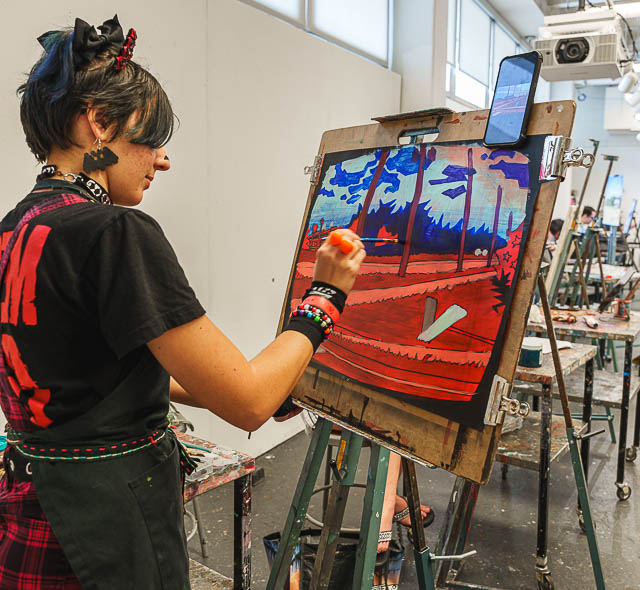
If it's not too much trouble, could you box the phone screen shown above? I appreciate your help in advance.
[483,52,541,147]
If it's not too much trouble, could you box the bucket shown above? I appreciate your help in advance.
[264,528,404,590]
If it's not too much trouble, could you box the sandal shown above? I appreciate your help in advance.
[392,496,435,528]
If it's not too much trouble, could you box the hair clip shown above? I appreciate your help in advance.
[115,28,137,71]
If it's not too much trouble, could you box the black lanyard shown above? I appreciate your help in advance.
[36,166,112,205]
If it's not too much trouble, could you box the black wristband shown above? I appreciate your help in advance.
[305,281,347,314]
[283,315,324,352]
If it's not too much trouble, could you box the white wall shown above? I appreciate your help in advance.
[549,81,577,219]
[570,85,640,224]
[0,1,400,456]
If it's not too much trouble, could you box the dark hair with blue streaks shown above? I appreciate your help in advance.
[18,26,175,162]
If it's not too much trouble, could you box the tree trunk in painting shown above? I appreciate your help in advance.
[398,145,429,277]
[456,148,474,273]
[355,150,389,236]
[487,185,502,267]
[507,211,513,233]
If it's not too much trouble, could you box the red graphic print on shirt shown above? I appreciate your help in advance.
[1,224,51,326]
[0,224,54,427]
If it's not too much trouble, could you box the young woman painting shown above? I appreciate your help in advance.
[0,15,364,588]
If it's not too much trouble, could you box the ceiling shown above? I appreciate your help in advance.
[485,0,544,38]
[487,0,640,59]
[537,0,640,15]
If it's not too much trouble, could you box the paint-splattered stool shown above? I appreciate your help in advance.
[181,433,255,590]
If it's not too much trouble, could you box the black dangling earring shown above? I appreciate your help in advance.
[83,139,119,174]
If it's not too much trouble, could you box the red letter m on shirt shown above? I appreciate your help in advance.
[0,224,51,326]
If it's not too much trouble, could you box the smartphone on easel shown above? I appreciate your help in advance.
[483,51,542,148]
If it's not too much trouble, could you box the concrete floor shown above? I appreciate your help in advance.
[187,379,639,590]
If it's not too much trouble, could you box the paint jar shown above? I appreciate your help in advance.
[614,298,631,321]
[519,341,542,368]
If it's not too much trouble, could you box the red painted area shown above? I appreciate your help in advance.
[291,240,523,401]
[473,115,488,121]
[376,226,398,241]
[445,118,461,125]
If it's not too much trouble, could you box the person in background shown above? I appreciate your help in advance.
[542,218,564,262]
[549,218,563,243]
[0,15,365,589]
[578,205,596,234]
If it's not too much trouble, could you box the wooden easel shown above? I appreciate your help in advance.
[269,102,588,589]
[264,418,479,590]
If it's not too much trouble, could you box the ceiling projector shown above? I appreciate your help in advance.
[534,7,633,81]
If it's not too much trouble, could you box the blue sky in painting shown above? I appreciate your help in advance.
[310,144,529,241]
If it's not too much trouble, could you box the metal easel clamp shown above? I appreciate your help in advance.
[500,396,531,418]
[539,135,595,182]
[304,154,324,185]
[484,375,530,425]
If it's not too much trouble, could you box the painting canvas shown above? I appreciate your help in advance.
[623,199,637,236]
[602,174,623,228]
[287,137,546,428]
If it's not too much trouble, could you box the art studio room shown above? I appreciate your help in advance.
[2,0,640,589]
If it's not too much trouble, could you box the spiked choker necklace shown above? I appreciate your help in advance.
[37,165,112,205]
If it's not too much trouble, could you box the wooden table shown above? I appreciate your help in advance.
[437,344,595,589]
[180,433,255,590]
[584,263,638,283]
[496,343,595,583]
[528,310,640,501]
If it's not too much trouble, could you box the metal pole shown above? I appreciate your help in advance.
[266,418,332,590]
[573,139,599,226]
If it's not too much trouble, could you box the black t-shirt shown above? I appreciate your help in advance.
[0,188,205,439]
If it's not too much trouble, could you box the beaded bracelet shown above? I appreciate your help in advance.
[291,303,334,338]
[302,295,341,323]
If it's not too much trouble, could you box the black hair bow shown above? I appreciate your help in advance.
[71,15,125,67]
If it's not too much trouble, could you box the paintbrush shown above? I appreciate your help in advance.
[181,441,213,453]
[321,237,404,244]
[321,230,404,254]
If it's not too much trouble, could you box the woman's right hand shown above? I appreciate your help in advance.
[312,229,366,296]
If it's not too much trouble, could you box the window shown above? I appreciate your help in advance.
[447,0,527,109]
[493,26,517,86]
[252,0,304,22]
[456,69,489,108]
[245,0,391,66]
[459,0,491,86]
[309,0,389,63]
